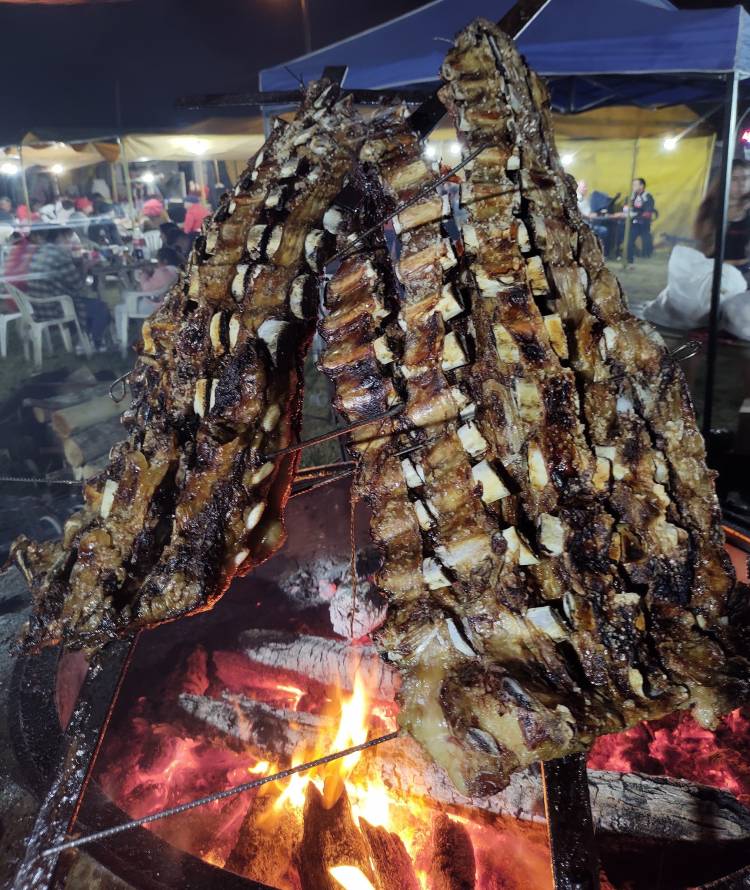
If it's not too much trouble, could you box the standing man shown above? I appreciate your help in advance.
[625,177,656,265]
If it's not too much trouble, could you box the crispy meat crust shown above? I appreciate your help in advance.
[319,25,750,796]
[12,82,364,651]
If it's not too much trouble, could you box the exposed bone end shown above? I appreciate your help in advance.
[437,284,463,321]
[401,458,425,488]
[441,331,468,371]
[471,459,510,503]
[234,549,250,567]
[290,274,313,320]
[503,526,539,566]
[194,379,208,417]
[209,312,224,353]
[422,557,451,590]
[515,380,541,422]
[539,513,565,555]
[99,479,118,519]
[244,502,266,531]
[461,224,480,253]
[445,617,476,658]
[526,605,565,641]
[525,255,549,295]
[543,314,568,360]
[305,229,324,271]
[258,319,289,364]
[209,379,219,412]
[266,226,283,260]
[262,404,281,432]
[246,225,267,257]
[231,264,249,300]
[528,441,549,489]
[250,462,274,485]
[457,421,488,458]
[373,336,394,365]
[653,451,669,484]
[229,314,241,350]
[323,207,343,234]
[413,500,434,530]
[592,456,612,491]
[516,220,531,253]
[493,323,520,363]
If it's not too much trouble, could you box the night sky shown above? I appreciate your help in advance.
[0,0,425,145]
[0,0,746,146]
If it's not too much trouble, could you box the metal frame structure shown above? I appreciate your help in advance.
[5,6,612,890]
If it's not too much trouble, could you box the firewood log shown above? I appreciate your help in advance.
[240,630,399,701]
[295,783,377,890]
[360,819,420,890]
[225,790,302,889]
[51,393,125,437]
[62,418,123,468]
[427,814,476,890]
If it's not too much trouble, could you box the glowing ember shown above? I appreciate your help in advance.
[589,706,750,805]
[329,865,376,890]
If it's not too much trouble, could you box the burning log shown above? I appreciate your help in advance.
[179,691,750,845]
[295,783,377,890]
[360,819,421,890]
[427,814,476,890]
[179,692,333,759]
[328,582,387,641]
[225,790,303,889]
[240,630,399,701]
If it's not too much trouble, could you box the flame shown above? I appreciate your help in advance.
[329,866,376,890]
[248,760,271,775]
[276,683,305,710]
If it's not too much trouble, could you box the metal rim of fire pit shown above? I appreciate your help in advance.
[9,646,275,890]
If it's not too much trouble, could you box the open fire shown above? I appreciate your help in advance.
[93,622,750,890]
[95,639,555,890]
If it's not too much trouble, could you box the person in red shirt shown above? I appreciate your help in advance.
[182,195,209,234]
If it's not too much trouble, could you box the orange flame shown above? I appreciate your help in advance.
[329,865,376,890]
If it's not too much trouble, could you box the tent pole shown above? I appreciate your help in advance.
[702,72,739,444]
[17,144,30,211]
[110,162,118,205]
[117,137,136,222]
[621,136,639,269]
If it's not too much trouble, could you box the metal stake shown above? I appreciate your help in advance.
[12,637,138,890]
[542,754,600,890]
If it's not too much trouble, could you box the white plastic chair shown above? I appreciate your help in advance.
[0,285,23,359]
[115,288,167,354]
[5,282,92,367]
[143,230,162,260]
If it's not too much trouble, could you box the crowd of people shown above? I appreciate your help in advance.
[0,188,207,351]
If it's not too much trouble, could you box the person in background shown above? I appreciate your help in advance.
[625,177,656,264]
[183,194,209,234]
[57,198,76,224]
[576,180,592,217]
[88,196,122,247]
[141,195,168,231]
[159,222,192,262]
[0,196,14,223]
[695,160,750,268]
[26,226,111,349]
[1,227,39,310]
[134,246,180,305]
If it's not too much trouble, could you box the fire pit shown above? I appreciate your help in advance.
[9,477,750,890]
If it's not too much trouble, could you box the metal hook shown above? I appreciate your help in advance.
[669,338,702,364]
[109,372,130,403]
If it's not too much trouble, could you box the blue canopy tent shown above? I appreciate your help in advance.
[259,0,750,111]
[260,0,750,455]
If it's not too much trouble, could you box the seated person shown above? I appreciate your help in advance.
[0,196,14,223]
[159,222,193,263]
[134,246,180,310]
[643,160,750,341]
[26,226,111,348]
[88,196,122,247]
[183,195,210,234]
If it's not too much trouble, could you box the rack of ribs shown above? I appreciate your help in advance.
[12,81,364,652]
[319,23,750,797]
